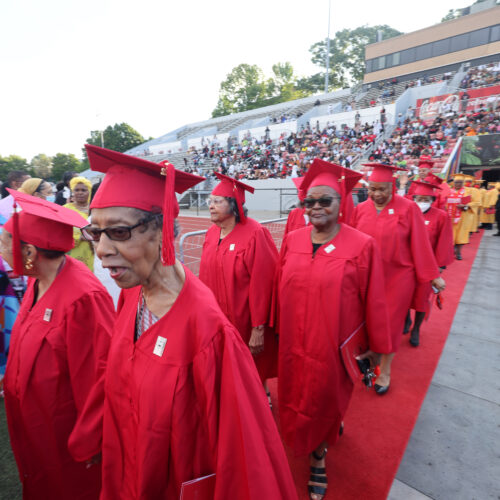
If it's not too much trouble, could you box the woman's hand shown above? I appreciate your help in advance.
[431,276,446,292]
[355,350,381,369]
[249,326,265,355]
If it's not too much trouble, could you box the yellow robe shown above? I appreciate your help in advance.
[468,187,482,233]
[63,203,94,271]
[479,188,499,224]
[451,187,475,245]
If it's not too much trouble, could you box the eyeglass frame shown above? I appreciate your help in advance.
[81,213,162,242]
[303,196,341,209]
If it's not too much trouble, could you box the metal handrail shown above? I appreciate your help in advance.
[178,218,287,263]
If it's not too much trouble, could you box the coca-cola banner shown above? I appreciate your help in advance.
[416,85,500,124]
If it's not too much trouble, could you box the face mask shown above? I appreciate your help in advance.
[417,201,431,213]
[45,195,56,203]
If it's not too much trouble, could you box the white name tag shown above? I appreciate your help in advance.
[425,220,430,225]
[325,244,335,253]
[388,209,394,215]
[153,336,167,357]
[229,244,235,251]
[43,309,52,322]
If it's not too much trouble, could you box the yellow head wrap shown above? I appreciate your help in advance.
[18,178,44,195]
[69,176,92,203]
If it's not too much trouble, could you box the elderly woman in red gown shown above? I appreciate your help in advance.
[83,145,297,500]
[274,159,392,500]
[1,191,115,500]
[404,181,454,346]
[351,163,445,394]
[199,173,279,393]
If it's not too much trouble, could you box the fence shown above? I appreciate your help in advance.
[178,218,287,276]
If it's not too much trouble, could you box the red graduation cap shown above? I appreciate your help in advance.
[411,180,438,197]
[418,155,435,170]
[423,173,444,186]
[292,177,306,201]
[3,189,89,275]
[363,162,407,183]
[85,144,205,265]
[300,158,362,223]
[211,173,254,223]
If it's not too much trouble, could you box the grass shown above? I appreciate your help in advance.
[0,400,22,500]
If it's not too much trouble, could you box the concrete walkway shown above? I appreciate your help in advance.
[388,230,500,500]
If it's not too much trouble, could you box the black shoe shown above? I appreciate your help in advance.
[456,254,463,260]
[374,382,390,395]
[494,233,500,237]
[410,329,420,347]
[309,448,328,500]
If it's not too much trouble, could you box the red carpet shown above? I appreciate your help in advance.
[177,216,483,499]
[269,230,484,499]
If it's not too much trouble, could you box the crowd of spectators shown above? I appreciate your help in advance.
[183,121,380,180]
[459,62,500,89]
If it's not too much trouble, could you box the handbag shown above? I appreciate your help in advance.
[339,322,369,384]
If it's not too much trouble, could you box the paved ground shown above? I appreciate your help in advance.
[388,229,500,500]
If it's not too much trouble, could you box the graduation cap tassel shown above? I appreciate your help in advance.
[11,200,23,276]
[161,163,176,266]
[234,185,246,224]
[338,175,346,223]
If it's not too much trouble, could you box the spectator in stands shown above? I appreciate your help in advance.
[1,170,30,199]
[274,160,391,500]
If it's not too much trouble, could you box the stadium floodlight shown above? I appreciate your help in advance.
[325,0,331,94]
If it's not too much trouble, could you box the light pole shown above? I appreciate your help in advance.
[324,0,331,94]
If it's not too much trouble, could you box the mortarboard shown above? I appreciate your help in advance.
[300,159,362,223]
[211,173,254,223]
[424,173,444,186]
[3,189,89,275]
[418,155,434,170]
[363,163,407,183]
[451,173,467,180]
[85,144,205,265]
[292,177,306,201]
[411,180,438,197]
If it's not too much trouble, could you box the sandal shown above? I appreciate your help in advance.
[308,447,328,500]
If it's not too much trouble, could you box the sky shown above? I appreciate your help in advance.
[0,0,474,161]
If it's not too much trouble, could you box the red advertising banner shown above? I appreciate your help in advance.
[416,85,500,124]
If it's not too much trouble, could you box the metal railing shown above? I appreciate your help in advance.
[178,218,287,276]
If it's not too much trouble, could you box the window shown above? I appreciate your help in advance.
[469,27,489,47]
[400,47,416,65]
[378,55,386,70]
[392,51,400,66]
[432,38,450,57]
[416,43,432,60]
[491,25,500,43]
[366,59,373,73]
[386,53,393,67]
[452,33,470,52]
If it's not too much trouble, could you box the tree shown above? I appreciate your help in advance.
[84,123,145,156]
[51,153,83,182]
[31,153,52,179]
[212,64,270,117]
[0,155,32,181]
[308,25,403,88]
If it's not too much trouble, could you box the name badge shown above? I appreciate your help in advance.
[153,336,167,357]
[425,220,430,225]
[325,244,335,254]
[229,244,235,251]
[43,309,52,322]
[388,209,394,215]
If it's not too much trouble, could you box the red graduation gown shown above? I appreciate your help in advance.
[406,181,448,210]
[284,207,309,235]
[100,268,297,500]
[3,257,114,500]
[274,224,391,456]
[351,195,439,350]
[199,218,278,380]
[411,206,454,312]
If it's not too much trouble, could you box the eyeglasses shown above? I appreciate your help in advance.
[206,197,226,206]
[303,197,340,209]
[82,214,161,242]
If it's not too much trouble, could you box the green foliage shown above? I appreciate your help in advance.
[51,153,83,181]
[309,25,403,88]
[83,123,145,156]
[30,153,52,179]
[0,155,31,181]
